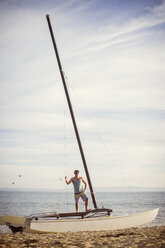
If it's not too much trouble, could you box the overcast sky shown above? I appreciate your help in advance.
[0,0,165,190]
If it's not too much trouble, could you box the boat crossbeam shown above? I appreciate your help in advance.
[28,208,113,220]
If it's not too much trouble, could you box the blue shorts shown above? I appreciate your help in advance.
[74,192,88,203]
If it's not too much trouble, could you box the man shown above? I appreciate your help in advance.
[65,170,88,212]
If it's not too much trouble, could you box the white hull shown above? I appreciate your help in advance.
[30,208,158,233]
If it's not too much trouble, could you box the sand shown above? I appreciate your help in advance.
[0,226,164,248]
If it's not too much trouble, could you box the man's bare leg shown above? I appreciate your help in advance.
[76,202,79,212]
[85,198,88,212]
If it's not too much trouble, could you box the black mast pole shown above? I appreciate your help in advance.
[46,14,97,209]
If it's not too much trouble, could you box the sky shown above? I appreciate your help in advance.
[0,0,165,190]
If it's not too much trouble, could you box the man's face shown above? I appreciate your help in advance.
[74,171,79,177]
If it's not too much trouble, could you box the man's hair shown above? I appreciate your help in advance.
[74,170,79,173]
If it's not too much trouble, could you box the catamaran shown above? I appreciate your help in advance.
[0,15,158,233]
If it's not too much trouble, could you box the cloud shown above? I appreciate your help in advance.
[0,0,165,189]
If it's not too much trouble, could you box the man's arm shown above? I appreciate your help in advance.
[65,176,74,185]
[81,177,87,192]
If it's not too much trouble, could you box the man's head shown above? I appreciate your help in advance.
[74,170,79,175]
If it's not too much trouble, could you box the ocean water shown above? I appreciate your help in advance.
[0,191,164,233]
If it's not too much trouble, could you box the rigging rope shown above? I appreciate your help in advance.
[63,72,70,212]
[61,70,136,207]
[66,82,136,203]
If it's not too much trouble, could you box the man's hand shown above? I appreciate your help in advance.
[65,176,73,185]
[65,176,69,185]
[83,188,86,192]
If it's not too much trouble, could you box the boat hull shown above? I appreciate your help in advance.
[30,208,158,233]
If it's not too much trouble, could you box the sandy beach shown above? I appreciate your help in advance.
[0,226,164,248]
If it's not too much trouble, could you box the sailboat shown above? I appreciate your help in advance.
[0,15,158,233]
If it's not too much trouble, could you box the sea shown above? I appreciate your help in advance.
[0,190,164,233]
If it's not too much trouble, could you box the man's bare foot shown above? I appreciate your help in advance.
[86,209,91,212]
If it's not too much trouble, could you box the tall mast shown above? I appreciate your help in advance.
[46,15,97,209]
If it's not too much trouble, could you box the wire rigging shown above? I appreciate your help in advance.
[63,72,70,212]
[65,80,136,202]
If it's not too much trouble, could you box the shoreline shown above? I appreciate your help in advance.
[0,226,164,247]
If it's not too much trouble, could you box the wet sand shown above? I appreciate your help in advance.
[0,226,164,248]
